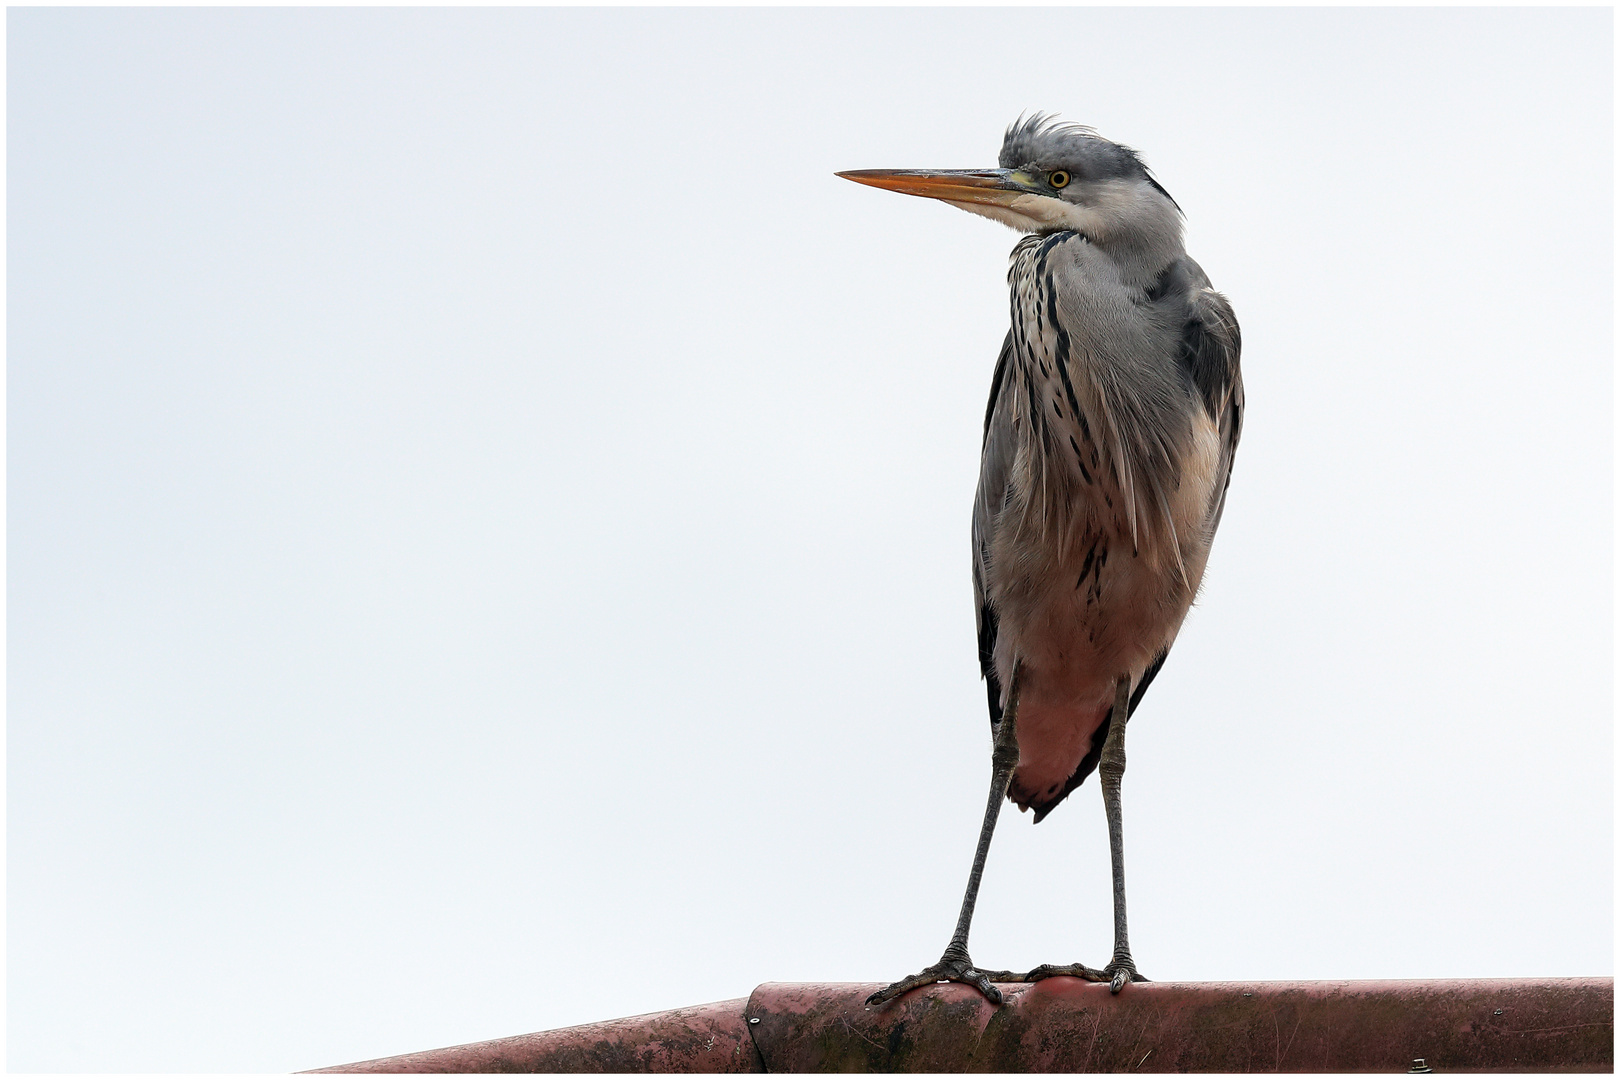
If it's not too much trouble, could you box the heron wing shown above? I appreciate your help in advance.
[973,331,1017,727]
[1177,269,1244,529]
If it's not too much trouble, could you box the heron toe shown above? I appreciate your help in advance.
[865,955,1018,1008]
[1024,961,1149,993]
[1026,961,1108,982]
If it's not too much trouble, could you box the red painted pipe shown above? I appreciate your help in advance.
[307,997,760,1074]
[310,977,1613,1073]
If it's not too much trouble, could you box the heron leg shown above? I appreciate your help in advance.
[866,665,1024,1008]
[1096,671,1147,991]
[1024,673,1149,993]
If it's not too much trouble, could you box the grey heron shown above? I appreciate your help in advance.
[839,114,1243,1005]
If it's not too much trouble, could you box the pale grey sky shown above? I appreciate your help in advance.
[8,6,1613,1072]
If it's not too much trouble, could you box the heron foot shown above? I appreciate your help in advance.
[1021,961,1150,994]
[866,953,1019,1008]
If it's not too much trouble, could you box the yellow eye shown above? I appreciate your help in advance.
[1049,170,1071,189]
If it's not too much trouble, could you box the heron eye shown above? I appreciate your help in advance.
[1049,170,1071,189]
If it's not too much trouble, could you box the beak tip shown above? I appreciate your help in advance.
[836,169,900,191]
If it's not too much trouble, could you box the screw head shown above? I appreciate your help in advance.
[748,1017,760,1025]
[1409,1058,1432,1074]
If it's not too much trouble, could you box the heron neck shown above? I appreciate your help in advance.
[1056,183,1185,290]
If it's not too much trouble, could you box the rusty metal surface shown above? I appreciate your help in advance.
[744,978,1613,1073]
[308,978,1612,1073]
[308,997,762,1073]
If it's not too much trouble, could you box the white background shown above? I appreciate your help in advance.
[9,7,1612,1072]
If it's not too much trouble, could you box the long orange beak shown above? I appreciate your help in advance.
[836,168,1026,207]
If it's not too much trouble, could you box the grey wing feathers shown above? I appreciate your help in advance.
[973,332,1017,726]
[1180,281,1243,529]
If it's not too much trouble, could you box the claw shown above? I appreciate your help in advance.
[1105,963,1148,993]
[975,968,1024,983]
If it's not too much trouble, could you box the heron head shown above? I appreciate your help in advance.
[838,113,1182,245]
